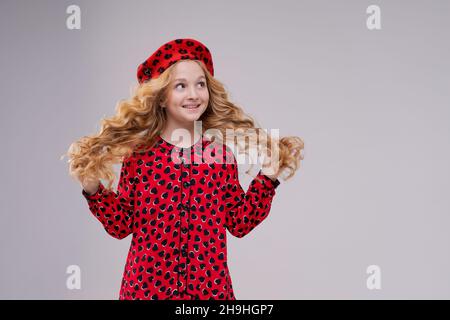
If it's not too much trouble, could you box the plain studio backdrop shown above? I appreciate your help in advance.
[0,0,449,299]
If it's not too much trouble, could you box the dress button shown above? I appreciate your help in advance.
[183,181,190,188]
[182,227,188,234]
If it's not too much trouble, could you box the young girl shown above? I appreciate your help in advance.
[65,38,304,300]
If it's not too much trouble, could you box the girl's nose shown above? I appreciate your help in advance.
[188,86,199,99]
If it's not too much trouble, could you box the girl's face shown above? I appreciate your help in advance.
[163,60,209,126]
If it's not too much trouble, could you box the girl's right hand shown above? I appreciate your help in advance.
[79,177,100,196]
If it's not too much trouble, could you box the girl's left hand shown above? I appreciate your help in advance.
[261,154,280,181]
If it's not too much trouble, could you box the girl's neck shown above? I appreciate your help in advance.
[160,126,202,148]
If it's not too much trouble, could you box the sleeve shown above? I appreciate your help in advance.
[81,155,137,240]
[224,155,280,238]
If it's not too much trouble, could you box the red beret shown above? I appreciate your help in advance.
[137,38,214,84]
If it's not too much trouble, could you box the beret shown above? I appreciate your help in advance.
[137,38,214,84]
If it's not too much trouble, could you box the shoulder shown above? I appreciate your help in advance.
[123,151,140,169]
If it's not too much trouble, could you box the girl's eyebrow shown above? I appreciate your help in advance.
[174,76,206,81]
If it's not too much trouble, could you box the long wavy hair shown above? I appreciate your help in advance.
[61,60,304,192]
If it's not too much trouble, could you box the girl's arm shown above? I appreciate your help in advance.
[82,156,137,240]
[224,155,280,238]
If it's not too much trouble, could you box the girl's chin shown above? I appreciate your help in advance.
[178,112,203,122]
[180,107,204,116]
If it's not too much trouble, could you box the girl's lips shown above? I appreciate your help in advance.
[182,104,200,109]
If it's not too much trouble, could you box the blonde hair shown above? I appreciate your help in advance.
[61,60,304,191]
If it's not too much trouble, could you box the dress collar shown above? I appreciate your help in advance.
[156,134,209,153]
[158,134,203,149]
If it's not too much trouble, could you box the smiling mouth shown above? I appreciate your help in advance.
[182,104,200,109]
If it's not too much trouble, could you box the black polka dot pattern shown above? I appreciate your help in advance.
[82,135,280,300]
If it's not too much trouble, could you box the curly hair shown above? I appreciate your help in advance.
[61,60,305,192]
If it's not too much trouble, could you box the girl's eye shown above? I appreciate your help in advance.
[175,81,206,89]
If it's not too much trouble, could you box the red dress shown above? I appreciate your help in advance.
[82,135,280,300]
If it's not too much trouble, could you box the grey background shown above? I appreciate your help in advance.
[1,0,449,299]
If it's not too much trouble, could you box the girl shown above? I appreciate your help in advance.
[64,38,304,300]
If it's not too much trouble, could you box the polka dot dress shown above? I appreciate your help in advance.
[82,135,280,300]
